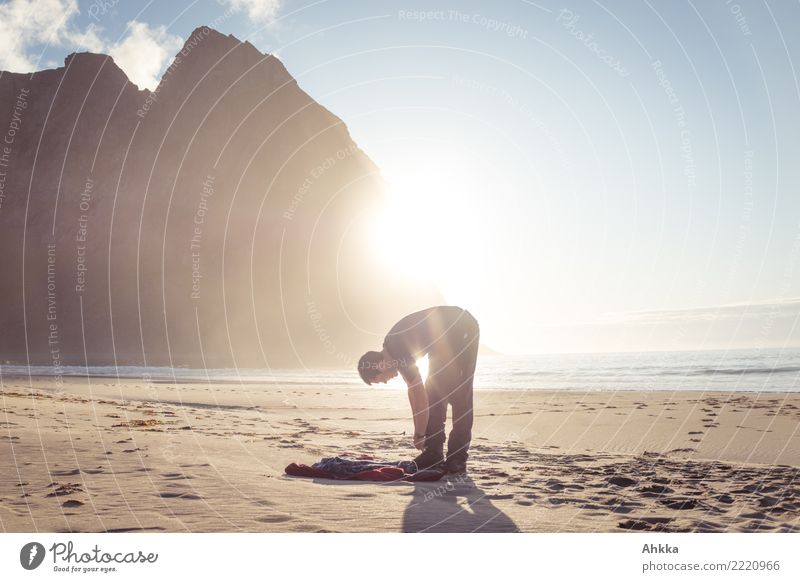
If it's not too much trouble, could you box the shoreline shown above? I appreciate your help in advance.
[3,374,800,395]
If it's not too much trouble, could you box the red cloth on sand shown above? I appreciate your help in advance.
[284,462,443,482]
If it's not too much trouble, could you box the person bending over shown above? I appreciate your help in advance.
[358,306,480,474]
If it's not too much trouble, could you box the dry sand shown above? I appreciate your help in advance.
[1,376,799,532]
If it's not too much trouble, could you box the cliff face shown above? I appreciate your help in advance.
[0,26,440,368]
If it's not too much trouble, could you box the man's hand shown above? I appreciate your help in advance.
[413,433,426,450]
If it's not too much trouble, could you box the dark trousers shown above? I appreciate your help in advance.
[423,310,479,460]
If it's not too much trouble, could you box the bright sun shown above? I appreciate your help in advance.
[372,146,485,308]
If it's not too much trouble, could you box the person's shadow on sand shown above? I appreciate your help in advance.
[402,474,519,532]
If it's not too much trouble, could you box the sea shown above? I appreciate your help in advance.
[2,348,799,393]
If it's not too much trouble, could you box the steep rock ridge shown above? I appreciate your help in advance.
[0,26,440,368]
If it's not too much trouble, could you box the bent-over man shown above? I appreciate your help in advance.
[358,306,480,474]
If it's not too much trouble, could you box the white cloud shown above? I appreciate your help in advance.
[63,21,105,53]
[219,0,282,25]
[108,21,183,90]
[0,0,85,71]
[0,2,183,92]
[0,0,285,85]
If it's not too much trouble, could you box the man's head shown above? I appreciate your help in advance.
[358,350,399,385]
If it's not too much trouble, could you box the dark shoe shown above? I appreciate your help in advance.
[444,455,468,474]
[414,449,444,470]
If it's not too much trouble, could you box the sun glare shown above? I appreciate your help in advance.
[372,147,485,308]
[415,354,429,383]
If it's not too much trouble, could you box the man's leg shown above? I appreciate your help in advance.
[447,385,473,462]
[415,365,447,468]
[445,314,479,470]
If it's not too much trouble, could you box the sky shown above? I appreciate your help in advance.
[2,0,799,354]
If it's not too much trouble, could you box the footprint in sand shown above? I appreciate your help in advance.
[46,483,83,497]
[159,491,204,500]
[105,526,166,533]
[741,520,773,531]
[606,500,646,514]
[162,472,195,480]
[255,514,295,523]
[618,517,673,531]
[549,496,586,506]
[51,468,81,477]
[660,498,699,510]
[638,484,673,496]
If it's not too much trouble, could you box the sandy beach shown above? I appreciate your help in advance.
[1,377,799,533]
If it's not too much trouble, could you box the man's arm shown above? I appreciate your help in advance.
[406,375,429,450]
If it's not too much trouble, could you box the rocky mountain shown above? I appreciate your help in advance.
[0,26,440,369]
